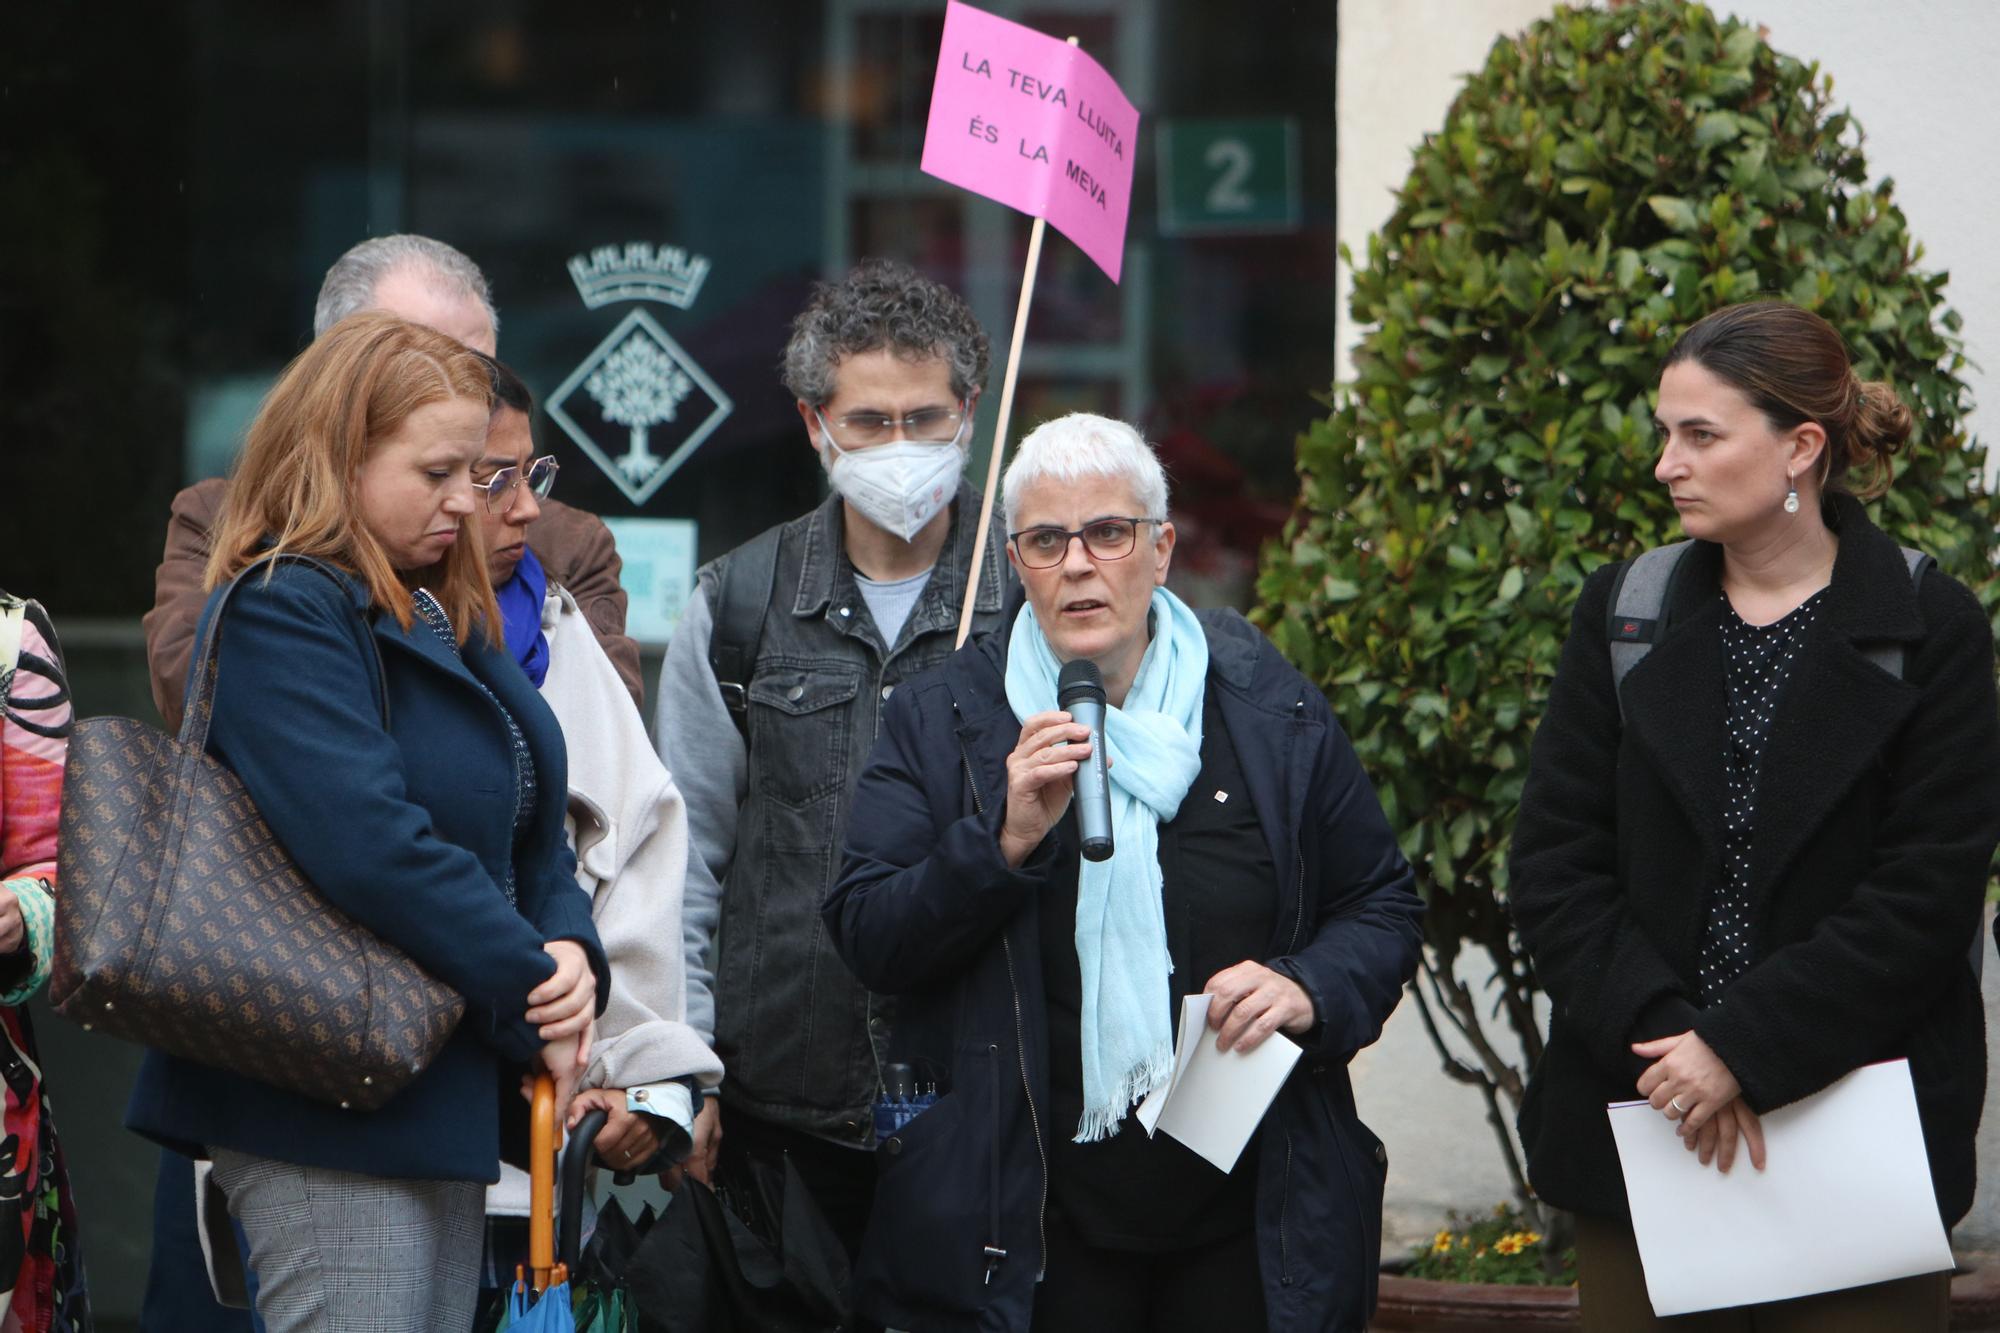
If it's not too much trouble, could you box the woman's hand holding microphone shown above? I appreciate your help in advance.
[1000,713,1314,1057]
[999,711,1095,868]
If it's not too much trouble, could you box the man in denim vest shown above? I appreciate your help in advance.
[655,260,1009,1281]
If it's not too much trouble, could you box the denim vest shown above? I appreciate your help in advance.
[704,487,1009,1143]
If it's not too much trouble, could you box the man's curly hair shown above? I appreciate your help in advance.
[781,259,990,406]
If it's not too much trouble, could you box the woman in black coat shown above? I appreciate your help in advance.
[125,313,608,1332]
[1511,301,2000,1330]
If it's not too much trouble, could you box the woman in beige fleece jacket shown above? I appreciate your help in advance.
[472,362,723,1245]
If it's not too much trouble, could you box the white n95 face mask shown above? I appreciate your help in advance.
[820,427,967,543]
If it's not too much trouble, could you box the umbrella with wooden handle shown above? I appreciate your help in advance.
[498,1072,630,1331]
[498,1073,575,1330]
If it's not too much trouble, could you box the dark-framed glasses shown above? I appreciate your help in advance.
[479,454,560,514]
[815,403,967,449]
[1008,516,1159,569]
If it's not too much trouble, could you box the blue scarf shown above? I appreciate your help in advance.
[496,546,550,688]
[1004,588,1209,1142]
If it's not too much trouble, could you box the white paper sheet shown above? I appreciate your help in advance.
[1607,1059,1952,1316]
[1135,993,1302,1172]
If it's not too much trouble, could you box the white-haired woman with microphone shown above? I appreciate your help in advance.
[824,413,1424,1333]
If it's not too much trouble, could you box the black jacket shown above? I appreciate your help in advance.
[825,601,1423,1332]
[1511,494,2000,1224]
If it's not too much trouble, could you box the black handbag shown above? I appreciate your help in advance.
[51,555,464,1110]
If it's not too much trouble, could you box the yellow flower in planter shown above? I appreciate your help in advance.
[1405,1206,1576,1285]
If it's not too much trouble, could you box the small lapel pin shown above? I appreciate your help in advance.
[1213,790,1229,803]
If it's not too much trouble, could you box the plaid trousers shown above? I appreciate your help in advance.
[209,1148,484,1332]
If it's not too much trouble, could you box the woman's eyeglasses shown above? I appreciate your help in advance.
[478,455,560,514]
[1008,517,1159,570]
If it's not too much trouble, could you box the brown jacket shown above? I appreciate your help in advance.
[144,477,643,729]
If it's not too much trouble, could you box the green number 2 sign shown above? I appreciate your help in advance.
[1157,117,1301,236]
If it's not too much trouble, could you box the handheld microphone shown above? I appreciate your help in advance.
[1056,658,1114,862]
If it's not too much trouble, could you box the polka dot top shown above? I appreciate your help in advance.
[414,588,537,906]
[1699,586,1827,1003]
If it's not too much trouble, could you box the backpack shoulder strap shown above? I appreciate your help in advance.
[1607,541,1694,721]
[1879,545,1983,982]
[1861,547,1933,680]
[708,525,783,737]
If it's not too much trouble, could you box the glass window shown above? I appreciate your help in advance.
[5,2,1333,1301]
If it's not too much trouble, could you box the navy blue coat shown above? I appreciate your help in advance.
[125,561,609,1182]
[825,603,1424,1332]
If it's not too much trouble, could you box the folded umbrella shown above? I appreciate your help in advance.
[625,1153,849,1333]
[498,1268,575,1333]
[575,1195,643,1292]
[497,1075,634,1332]
[559,1097,632,1332]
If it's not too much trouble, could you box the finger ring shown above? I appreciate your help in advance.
[1670,1095,1687,1114]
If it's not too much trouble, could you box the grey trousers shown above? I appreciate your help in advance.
[208,1148,485,1333]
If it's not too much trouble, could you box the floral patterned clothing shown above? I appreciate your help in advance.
[0,595,90,1333]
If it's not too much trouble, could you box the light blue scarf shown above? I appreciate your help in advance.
[1005,587,1209,1142]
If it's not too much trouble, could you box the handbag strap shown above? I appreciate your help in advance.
[179,554,391,748]
[0,594,24,701]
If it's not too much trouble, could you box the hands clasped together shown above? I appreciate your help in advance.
[1633,1030,1767,1174]
[999,713,1315,1055]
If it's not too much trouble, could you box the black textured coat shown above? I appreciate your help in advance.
[825,602,1423,1332]
[1511,493,2000,1224]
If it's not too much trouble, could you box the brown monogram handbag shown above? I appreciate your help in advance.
[51,556,464,1111]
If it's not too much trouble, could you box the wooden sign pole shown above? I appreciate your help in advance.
[954,217,1047,648]
[953,35,1076,650]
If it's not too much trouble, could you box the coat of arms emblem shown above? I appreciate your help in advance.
[545,243,733,506]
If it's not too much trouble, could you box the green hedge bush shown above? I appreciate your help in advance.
[1256,0,1998,1222]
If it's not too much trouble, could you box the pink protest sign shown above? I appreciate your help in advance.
[920,0,1140,283]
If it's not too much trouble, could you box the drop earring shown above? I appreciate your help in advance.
[1783,469,1800,515]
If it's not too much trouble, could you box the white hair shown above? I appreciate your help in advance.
[312,234,498,340]
[1002,413,1169,531]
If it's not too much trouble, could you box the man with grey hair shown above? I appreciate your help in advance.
[654,259,1011,1288]
[142,233,642,729]
[311,233,499,349]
